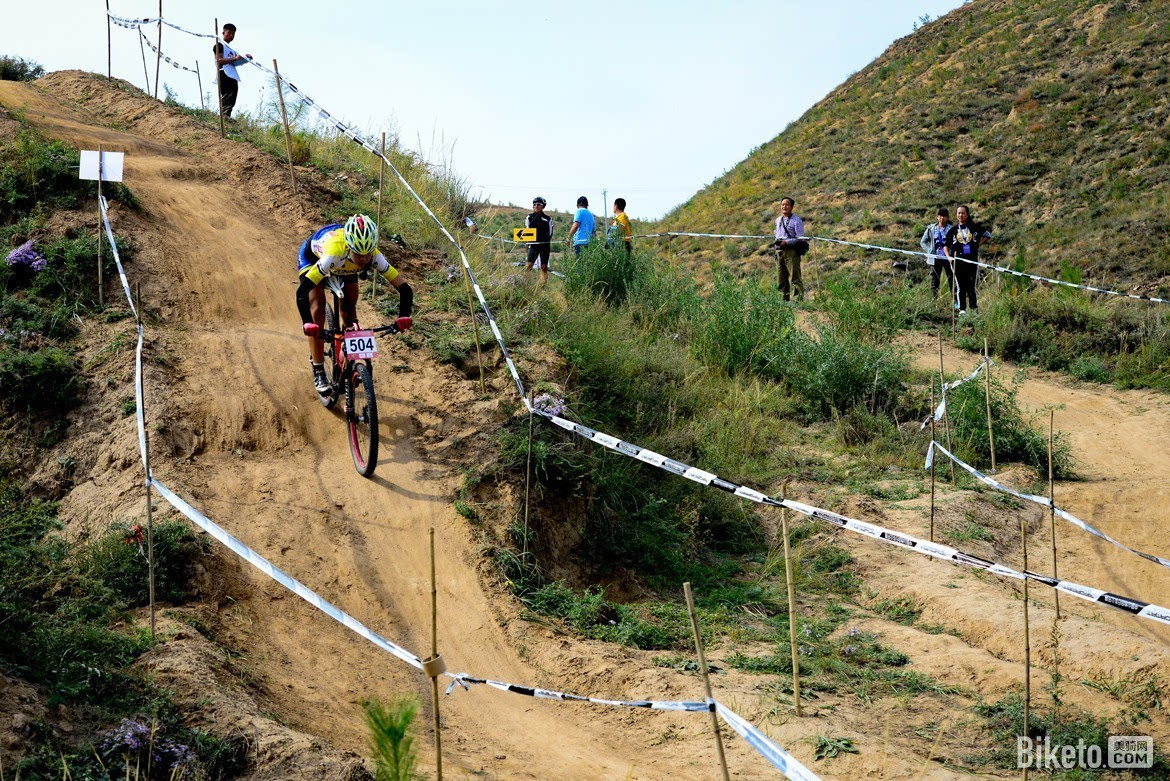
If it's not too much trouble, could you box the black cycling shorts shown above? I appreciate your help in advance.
[526,244,551,270]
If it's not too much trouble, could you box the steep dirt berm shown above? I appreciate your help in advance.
[6,72,1170,780]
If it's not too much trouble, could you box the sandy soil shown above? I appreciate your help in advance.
[4,73,1168,780]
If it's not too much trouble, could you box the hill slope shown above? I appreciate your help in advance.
[663,0,1170,291]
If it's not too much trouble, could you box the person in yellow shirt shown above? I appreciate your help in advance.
[610,198,632,254]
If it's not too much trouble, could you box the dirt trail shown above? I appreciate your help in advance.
[10,73,1170,780]
[0,78,736,779]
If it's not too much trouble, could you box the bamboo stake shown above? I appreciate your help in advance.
[139,33,151,94]
[153,1,162,99]
[683,583,730,781]
[272,59,297,192]
[462,268,487,394]
[930,384,936,542]
[523,389,534,557]
[138,283,156,641]
[984,338,996,473]
[195,61,205,111]
[1020,511,1031,781]
[213,20,225,139]
[428,528,444,781]
[779,478,801,716]
[950,256,958,342]
[811,239,822,297]
[105,0,112,79]
[97,145,104,309]
[1049,410,1060,620]
[938,332,955,483]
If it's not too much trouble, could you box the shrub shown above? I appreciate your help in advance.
[691,271,796,377]
[0,55,44,82]
[363,697,419,781]
[561,241,648,306]
[944,374,1073,477]
[80,519,210,606]
[786,324,909,418]
[0,346,80,411]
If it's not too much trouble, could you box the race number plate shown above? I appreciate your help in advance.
[343,330,378,360]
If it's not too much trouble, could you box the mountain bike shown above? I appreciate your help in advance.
[317,277,405,477]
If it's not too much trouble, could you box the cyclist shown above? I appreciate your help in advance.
[296,214,413,394]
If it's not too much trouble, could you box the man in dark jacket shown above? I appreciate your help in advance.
[525,196,554,284]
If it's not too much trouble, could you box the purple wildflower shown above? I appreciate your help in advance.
[533,392,568,417]
[6,240,47,272]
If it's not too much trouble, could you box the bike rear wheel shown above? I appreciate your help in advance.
[346,360,379,477]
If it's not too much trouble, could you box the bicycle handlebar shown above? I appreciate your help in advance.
[320,322,401,340]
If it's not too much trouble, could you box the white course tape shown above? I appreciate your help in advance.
[444,675,709,712]
[534,407,1170,628]
[108,11,216,38]
[920,357,989,430]
[138,29,196,74]
[927,441,1170,570]
[647,231,1170,305]
[715,701,820,781]
[99,196,147,469]
[150,478,425,670]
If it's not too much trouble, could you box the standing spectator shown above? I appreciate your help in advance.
[919,207,955,302]
[609,197,633,254]
[567,196,595,256]
[213,23,251,119]
[773,197,806,301]
[525,196,554,284]
[945,204,991,314]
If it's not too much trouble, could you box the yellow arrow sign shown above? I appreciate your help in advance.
[513,228,537,243]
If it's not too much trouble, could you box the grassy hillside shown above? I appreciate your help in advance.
[662,0,1170,293]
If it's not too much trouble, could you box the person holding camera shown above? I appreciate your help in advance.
[945,204,991,314]
[773,196,808,301]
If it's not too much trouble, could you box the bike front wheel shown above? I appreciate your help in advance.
[346,360,379,477]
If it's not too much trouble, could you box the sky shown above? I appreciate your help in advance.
[4,1,964,218]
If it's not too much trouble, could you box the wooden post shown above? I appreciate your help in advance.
[213,20,225,138]
[462,269,487,394]
[195,61,205,111]
[138,283,156,641]
[930,384,936,542]
[938,332,955,483]
[428,528,444,781]
[779,479,802,716]
[1021,513,1031,781]
[139,32,151,93]
[105,0,112,79]
[97,145,105,309]
[984,339,996,473]
[153,1,162,99]
[811,239,822,297]
[1049,410,1061,620]
[950,257,958,342]
[666,234,673,262]
[683,583,731,781]
[523,388,534,557]
[271,59,297,192]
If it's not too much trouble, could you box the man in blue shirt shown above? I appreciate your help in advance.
[567,196,595,256]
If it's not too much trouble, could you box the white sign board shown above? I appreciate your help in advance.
[79,150,125,182]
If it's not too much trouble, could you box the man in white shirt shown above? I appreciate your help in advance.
[213,23,251,118]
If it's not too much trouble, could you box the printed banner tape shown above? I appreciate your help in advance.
[927,441,1170,570]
